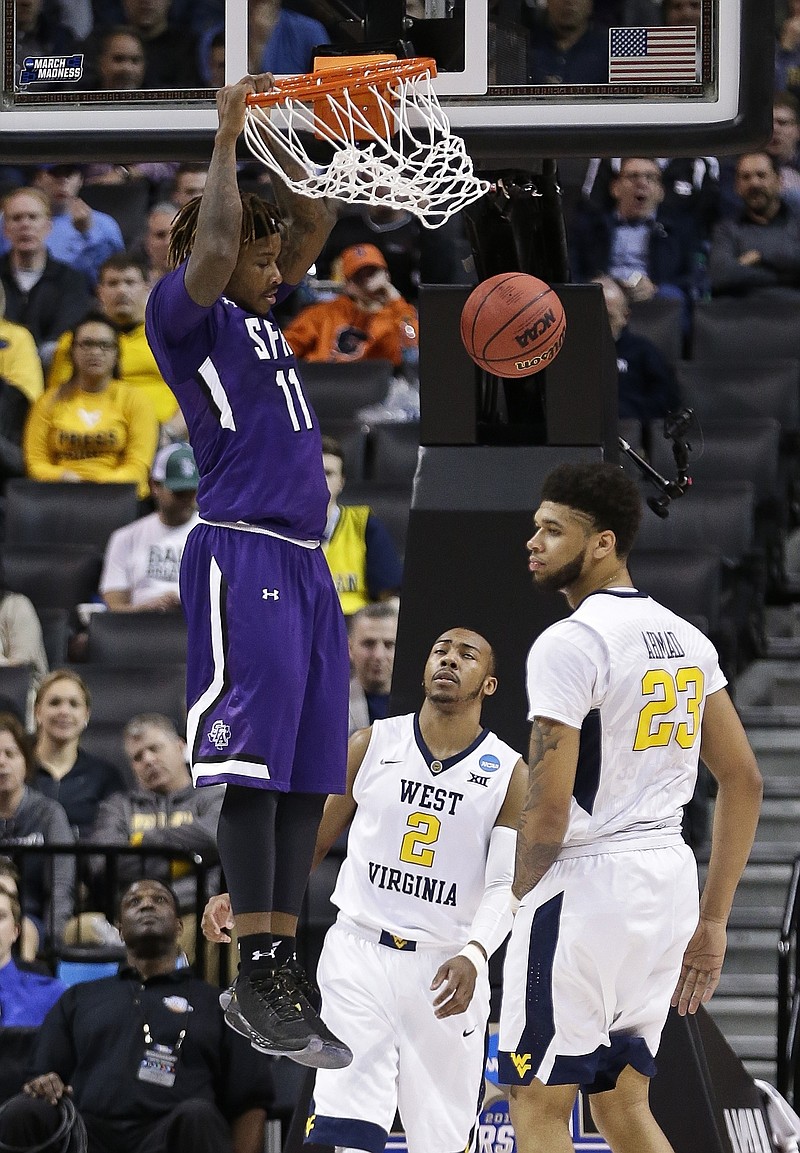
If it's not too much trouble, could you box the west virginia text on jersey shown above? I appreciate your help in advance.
[332,713,518,948]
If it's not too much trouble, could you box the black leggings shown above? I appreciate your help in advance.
[216,786,326,916]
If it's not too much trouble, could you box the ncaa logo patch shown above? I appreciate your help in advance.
[479,754,501,774]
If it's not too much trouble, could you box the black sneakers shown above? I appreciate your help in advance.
[220,963,352,1070]
[228,968,321,1054]
[280,955,321,1010]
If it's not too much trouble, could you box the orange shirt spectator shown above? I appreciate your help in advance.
[283,244,418,368]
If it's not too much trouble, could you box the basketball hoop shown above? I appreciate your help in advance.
[243,56,490,229]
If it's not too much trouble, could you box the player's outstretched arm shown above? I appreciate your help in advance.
[311,726,371,868]
[672,688,762,1016]
[264,133,340,287]
[184,74,276,307]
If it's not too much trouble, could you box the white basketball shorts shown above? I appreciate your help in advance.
[306,919,491,1153]
[498,842,698,1093]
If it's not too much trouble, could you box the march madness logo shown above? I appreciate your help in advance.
[20,55,84,84]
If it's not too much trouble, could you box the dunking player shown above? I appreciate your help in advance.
[499,462,763,1153]
[144,75,351,1066]
[204,628,526,1153]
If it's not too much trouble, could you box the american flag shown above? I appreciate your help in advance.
[608,26,698,83]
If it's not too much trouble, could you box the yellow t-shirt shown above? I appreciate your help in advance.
[322,504,370,615]
[24,379,159,499]
[0,318,44,403]
[47,324,178,424]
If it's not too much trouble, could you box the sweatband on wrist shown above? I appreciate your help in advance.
[510,893,521,916]
[457,942,487,973]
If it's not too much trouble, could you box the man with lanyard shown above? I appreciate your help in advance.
[0,879,273,1153]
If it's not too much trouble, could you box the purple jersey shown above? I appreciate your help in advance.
[145,264,328,538]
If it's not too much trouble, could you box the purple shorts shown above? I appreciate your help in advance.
[181,522,349,794]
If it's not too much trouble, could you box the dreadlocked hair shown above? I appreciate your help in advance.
[168,191,283,268]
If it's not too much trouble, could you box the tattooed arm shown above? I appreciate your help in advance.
[265,133,339,286]
[512,716,580,902]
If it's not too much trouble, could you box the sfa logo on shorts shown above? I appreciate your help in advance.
[20,55,84,84]
[208,720,231,750]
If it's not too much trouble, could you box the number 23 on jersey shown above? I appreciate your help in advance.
[633,666,705,751]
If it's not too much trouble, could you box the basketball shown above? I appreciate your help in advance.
[460,273,566,377]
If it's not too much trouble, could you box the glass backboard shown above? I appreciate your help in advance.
[0,0,772,163]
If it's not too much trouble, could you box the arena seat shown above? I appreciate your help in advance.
[628,550,724,624]
[341,482,412,559]
[86,611,187,666]
[648,418,782,507]
[632,483,765,669]
[56,956,122,988]
[368,423,421,485]
[675,359,800,428]
[37,607,71,669]
[74,664,187,734]
[627,295,684,364]
[2,544,102,612]
[648,417,787,598]
[78,724,131,784]
[691,297,800,362]
[318,419,370,482]
[5,480,138,551]
[633,481,757,563]
[81,179,151,248]
[0,664,36,720]
[302,359,393,420]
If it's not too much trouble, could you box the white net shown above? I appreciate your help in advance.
[242,64,490,229]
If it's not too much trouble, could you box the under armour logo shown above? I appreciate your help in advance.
[250,949,273,961]
[262,588,280,600]
[208,719,231,749]
[511,1052,532,1078]
[468,773,490,787]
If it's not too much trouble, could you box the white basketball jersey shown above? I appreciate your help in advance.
[525,588,727,852]
[331,713,519,947]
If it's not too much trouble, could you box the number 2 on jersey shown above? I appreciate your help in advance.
[399,812,441,868]
[633,666,705,751]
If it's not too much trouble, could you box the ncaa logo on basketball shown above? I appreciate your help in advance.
[208,720,231,750]
[479,754,501,774]
[514,308,558,349]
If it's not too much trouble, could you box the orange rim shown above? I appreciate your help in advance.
[246,57,438,106]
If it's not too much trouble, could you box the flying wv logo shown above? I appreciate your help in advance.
[510,1052,532,1078]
